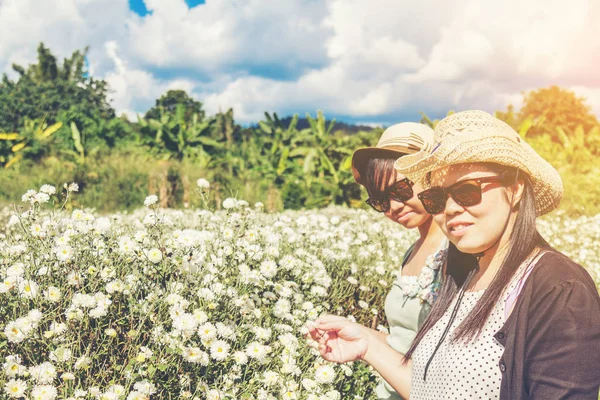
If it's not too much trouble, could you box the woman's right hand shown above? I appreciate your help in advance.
[306,315,370,363]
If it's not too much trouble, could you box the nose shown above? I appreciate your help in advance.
[387,199,406,215]
[444,195,464,215]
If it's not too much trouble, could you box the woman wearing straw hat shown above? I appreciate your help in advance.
[308,111,600,399]
[315,122,447,399]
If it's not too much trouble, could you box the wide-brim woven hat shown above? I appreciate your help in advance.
[394,110,563,216]
[352,122,434,186]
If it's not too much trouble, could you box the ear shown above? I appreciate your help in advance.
[509,179,525,210]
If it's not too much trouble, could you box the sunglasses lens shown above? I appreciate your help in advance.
[367,198,387,212]
[451,181,482,207]
[388,181,413,203]
[419,187,446,214]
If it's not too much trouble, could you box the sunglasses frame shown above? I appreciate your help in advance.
[366,177,414,213]
[418,172,512,215]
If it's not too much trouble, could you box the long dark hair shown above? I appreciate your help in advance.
[404,165,553,360]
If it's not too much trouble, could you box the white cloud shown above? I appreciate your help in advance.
[0,0,598,123]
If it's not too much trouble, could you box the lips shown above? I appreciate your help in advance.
[397,211,414,222]
[447,221,473,236]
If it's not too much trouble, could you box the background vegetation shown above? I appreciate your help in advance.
[1,43,599,215]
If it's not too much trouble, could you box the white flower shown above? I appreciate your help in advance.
[4,378,27,398]
[34,192,50,204]
[18,279,39,299]
[233,351,248,365]
[29,362,57,384]
[31,385,58,400]
[4,322,27,344]
[418,266,436,288]
[40,184,56,195]
[145,248,163,263]
[144,195,158,207]
[198,323,217,342]
[222,198,237,209]
[3,355,27,377]
[245,341,269,361]
[44,286,61,302]
[196,179,210,189]
[67,182,79,192]
[210,340,230,361]
[132,380,157,395]
[182,347,208,365]
[22,189,37,203]
[314,364,335,384]
[55,245,73,262]
[74,356,92,370]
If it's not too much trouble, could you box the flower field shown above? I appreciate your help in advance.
[1,184,599,400]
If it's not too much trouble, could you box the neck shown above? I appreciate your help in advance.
[417,216,436,241]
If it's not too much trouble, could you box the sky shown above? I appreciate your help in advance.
[0,0,599,125]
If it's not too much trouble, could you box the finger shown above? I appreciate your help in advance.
[316,314,349,324]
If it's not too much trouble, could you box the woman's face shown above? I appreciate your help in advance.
[380,171,432,229]
[429,164,521,254]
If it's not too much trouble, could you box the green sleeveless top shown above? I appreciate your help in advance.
[375,240,447,400]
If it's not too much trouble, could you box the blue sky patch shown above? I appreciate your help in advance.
[129,0,205,16]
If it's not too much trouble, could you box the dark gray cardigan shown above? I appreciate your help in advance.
[495,252,600,399]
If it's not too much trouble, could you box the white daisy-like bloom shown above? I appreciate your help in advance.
[206,389,224,400]
[314,364,336,384]
[18,279,39,299]
[105,384,126,397]
[144,195,158,207]
[0,275,17,293]
[61,372,76,381]
[145,248,163,263]
[4,321,28,344]
[44,286,61,302]
[21,189,37,203]
[245,341,269,362]
[196,178,210,189]
[262,370,279,386]
[55,245,73,262]
[3,355,27,377]
[95,217,111,233]
[198,322,217,342]
[259,259,278,278]
[126,391,147,400]
[29,362,57,384]
[49,347,72,363]
[172,313,198,336]
[117,236,137,254]
[4,378,27,398]
[253,327,272,342]
[182,347,209,365]
[74,356,92,370]
[209,340,230,361]
[132,380,157,395]
[232,351,248,365]
[222,198,237,210]
[39,184,56,195]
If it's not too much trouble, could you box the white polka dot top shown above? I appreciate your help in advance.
[410,261,534,400]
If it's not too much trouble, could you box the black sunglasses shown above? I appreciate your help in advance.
[366,178,414,213]
[418,172,512,214]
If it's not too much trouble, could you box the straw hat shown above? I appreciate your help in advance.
[352,122,434,186]
[393,110,563,216]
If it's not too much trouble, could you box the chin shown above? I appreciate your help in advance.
[452,238,488,255]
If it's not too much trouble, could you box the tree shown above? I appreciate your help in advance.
[514,86,599,139]
[145,90,205,122]
[0,43,116,133]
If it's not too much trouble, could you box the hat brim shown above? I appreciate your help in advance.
[394,135,563,216]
